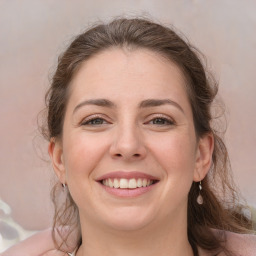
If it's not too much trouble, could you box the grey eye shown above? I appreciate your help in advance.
[151,118,173,125]
[83,118,106,125]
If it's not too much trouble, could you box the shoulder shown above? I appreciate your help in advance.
[0,228,53,256]
[224,231,256,256]
[199,230,256,256]
[0,227,76,256]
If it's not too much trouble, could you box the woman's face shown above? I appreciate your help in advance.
[50,48,212,231]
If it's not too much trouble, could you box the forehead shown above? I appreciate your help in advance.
[68,48,189,107]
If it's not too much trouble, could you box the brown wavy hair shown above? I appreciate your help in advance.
[41,18,254,255]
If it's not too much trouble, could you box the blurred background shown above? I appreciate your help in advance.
[0,0,255,251]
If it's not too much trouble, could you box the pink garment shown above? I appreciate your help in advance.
[1,229,255,256]
[0,228,76,256]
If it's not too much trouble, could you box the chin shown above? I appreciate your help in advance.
[100,206,157,231]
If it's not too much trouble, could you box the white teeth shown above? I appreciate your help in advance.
[102,178,154,189]
[137,178,142,187]
[120,178,129,188]
[113,178,119,188]
[109,179,113,187]
[128,178,137,189]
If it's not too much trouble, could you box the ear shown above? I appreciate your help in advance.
[48,138,66,184]
[193,133,214,182]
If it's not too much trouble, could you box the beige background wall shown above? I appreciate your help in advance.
[0,0,255,231]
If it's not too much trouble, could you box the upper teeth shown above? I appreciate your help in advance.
[102,178,153,189]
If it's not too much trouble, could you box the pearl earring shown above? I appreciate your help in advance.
[196,181,203,205]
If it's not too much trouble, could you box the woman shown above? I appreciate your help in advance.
[2,18,255,256]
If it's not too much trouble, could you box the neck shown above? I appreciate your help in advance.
[76,212,194,256]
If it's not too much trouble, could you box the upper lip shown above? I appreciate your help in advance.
[96,171,160,181]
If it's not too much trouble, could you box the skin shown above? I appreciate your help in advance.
[2,229,255,256]
[48,48,214,256]
[2,48,255,256]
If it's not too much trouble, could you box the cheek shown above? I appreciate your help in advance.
[62,133,109,179]
[145,132,197,214]
[148,132,196,180]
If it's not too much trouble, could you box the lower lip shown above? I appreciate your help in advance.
[98,182,158,198]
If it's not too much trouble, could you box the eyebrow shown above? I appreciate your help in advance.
[73,99,116,114]
[73,98,184,114]
[139,99,184,113]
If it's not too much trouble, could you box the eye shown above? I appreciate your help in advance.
[84,118,106,125]
[146,115,175,126]
[81,115,109,126]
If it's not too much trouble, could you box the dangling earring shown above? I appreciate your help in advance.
[196,181,203,205]
[62,183,66,190]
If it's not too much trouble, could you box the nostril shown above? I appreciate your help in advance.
[114,153,141,158]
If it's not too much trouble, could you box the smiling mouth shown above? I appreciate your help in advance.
[100,178,159,189]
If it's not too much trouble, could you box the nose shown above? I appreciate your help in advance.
[109,123,147,161]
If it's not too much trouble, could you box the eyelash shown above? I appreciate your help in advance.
[81,114,109,126]
[146,115,175,126]
[80,114,175,127]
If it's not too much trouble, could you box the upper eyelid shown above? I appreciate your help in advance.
[79,112,175,123]
[145,113,175,122]
[147,118,175,125]
[80,114,110,124]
